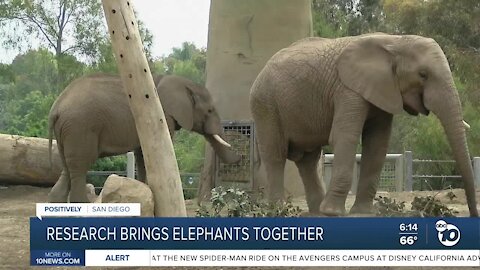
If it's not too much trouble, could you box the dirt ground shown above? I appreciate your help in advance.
[0,185,478,270]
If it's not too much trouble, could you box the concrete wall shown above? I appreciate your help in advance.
[203,0,313,197]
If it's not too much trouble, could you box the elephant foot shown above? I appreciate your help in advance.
[47,188,68,203]
[300,211,314,217]
[349,201,374,215]
[68,192,90,203]
[319,195,347,216]
[47,193,68,203]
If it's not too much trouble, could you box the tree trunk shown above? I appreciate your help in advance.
[0,134,62,185]
[199,0,313,201]
[102,0,186,217]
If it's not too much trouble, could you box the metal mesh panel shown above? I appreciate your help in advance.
[378,161,397,192]
[412,160,461,191]
[215,121,254,187]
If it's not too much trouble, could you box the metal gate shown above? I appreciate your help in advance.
[215,120,255,190]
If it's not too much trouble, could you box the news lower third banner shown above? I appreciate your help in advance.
[30,210,480,267]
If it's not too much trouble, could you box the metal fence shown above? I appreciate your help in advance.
[323,154,404,193]
[323,152,480,193]
[405,152,480,191]
[215,120,255,190]
[88,150,480,195]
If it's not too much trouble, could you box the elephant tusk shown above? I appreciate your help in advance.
[463,120,471,130]
[213,134,232,148]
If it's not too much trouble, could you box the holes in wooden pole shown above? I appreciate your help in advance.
[145,94,149,99]
[143,68,147,73]
[126,36,130,40]
[128,74,132,78]
[112,9,116,13]
[120,54,123,58]
[128,94,132,98]
[112,30,115,35]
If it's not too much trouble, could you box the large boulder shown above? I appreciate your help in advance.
[95,174,154,216]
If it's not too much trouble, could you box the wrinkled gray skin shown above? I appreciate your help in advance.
[250,33,479,217]
[48,73,240,203]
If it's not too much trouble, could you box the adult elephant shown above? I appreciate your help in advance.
[48,73,240,203]
[250,33,479,217]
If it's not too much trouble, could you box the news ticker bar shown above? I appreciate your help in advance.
[31,249,480,267]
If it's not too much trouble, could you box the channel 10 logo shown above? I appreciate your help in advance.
[435,220,460,247]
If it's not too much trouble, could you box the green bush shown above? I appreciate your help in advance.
[374,193,458,217]
[87,155,127,189]
[196,186,302,217]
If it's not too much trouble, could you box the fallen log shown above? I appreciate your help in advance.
[0,134,61,185]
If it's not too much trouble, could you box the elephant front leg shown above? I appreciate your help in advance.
[320,95,368,216]
[350,111,393,214]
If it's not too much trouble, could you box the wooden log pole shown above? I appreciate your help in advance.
[0,134,62,185]
[101,0,186,216]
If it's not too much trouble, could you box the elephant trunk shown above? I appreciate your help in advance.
[205,134,241,164]
[427,83,478,217]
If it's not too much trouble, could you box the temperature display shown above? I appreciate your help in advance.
[399,223,419,246]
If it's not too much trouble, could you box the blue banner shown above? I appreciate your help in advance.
[30,250,84,266]
[30,217,480,250]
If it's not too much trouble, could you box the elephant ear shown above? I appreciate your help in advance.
[158,78,195,131]
[337,35,403,115]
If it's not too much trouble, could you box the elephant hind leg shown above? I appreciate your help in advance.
[63,134,99,203]
[263,158,286,203]
[295,149,325,214]
[256,126,287,202]
[134,148,146,182]
[48,170,70,203]
[251,92,289,203]
[48,143,70,203]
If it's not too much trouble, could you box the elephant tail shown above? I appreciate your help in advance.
[48,110,59,171]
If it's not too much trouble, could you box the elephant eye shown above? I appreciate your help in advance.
[208,109,213,113]
[419,71,428,80]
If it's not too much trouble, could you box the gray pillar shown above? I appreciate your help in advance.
[404,151,413,191]
[473,157,480,189]
[126,151,135,179]
[200,0,313,199]
[395,154,404,192]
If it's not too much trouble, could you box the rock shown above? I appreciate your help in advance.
[86,183,97,202]
[95,174,154,216]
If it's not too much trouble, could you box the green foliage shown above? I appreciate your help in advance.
[0,49,85,137]
[173,130,205,173]
[373,196,407,217]
[374,194,458,217]
[87,156,127,188]
[9,49,58,96]
[172,61,203,85]
[410,196,458,217]
[3,90,56,137]
[0,0,105,61]
[158,42,207,84]
[196,187,302,217]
